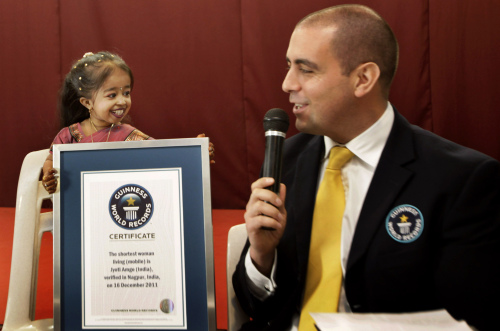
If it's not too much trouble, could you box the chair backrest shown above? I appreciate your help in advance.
[226,223,250,331]
[3,149,54,330]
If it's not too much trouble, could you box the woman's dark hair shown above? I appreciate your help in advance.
[58,51,134,128]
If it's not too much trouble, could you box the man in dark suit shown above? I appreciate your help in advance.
[233,4,500,331]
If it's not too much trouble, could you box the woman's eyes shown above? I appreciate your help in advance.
[106,91,130,98]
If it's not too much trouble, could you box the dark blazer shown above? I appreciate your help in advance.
[233,110,500,331]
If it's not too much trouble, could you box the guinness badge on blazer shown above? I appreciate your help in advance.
[386,204,424,243]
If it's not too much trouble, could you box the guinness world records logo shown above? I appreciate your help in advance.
[109,184,154,229]
[386,204,424,243]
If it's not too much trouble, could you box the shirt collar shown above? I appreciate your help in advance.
[323,102,394,169]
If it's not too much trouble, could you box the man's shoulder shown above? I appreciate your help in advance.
[409,124,498,166]
[391,110,498,167]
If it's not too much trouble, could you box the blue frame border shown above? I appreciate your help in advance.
[53,138,215,331]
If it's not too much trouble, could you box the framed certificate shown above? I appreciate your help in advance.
[53,138,215,331]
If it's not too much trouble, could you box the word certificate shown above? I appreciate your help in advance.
[81,169,186,329]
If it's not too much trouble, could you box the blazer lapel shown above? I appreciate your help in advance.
[347,111,416,270]
[292,136,324,279]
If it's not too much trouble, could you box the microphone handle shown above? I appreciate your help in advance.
[262,134,285,193]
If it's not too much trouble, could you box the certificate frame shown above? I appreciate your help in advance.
[53,138,215,331]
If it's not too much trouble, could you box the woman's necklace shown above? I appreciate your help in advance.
[89,117,114,143]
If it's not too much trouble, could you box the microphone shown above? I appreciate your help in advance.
[262,108,290,193]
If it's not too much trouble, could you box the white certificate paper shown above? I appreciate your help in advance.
[81,169,186,329]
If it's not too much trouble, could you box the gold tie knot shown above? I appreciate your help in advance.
[327,146,354,170]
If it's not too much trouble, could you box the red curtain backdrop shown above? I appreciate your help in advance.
[1,0,499,210]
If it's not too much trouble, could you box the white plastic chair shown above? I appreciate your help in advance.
[226,224,250,331]
[3,149,54,330]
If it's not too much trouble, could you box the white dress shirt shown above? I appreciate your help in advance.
[245,103,395,330]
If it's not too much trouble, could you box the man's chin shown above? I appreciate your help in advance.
[295,119,306,133]
[295,119,318,135]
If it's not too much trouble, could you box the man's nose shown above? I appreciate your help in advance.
[282,68,299,93]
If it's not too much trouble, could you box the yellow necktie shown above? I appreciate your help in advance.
[298,146,354,331]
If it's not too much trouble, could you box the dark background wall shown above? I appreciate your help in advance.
[1,0,499,209]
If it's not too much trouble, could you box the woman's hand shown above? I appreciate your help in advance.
[197,133,215,164]
[42,168,58,194]
[42,154,57,194]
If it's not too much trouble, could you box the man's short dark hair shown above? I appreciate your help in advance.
[298,5,399,97]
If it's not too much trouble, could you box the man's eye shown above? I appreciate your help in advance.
[300,68,313,74]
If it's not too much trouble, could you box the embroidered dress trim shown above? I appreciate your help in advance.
[125,129,150,141]
[69,123,84,142]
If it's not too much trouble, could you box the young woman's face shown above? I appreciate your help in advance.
[82,68,132,127]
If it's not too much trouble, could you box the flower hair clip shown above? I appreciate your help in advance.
[83,52,94,58]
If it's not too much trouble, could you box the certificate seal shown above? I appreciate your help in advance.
[109,184,154,230]
[385,204,424,243]
[160,299,174,313]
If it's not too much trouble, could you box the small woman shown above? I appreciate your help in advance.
[42,51,214,193]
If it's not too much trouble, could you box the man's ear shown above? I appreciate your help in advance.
[352,62,380,98]
[80,97,93,110]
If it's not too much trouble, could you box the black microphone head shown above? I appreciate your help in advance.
[263,108,290,133]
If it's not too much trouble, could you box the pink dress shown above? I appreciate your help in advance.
[49,123,152,152]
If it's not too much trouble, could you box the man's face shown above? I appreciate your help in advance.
[283,26,355,141]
